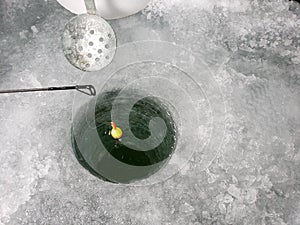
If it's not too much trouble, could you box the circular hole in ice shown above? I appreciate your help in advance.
[71,89,177,184]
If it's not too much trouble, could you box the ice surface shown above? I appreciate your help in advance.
[0,0,300,224]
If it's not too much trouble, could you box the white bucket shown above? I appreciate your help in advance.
[56,0,151,20]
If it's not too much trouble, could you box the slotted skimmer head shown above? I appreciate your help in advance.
[62,0,116,72]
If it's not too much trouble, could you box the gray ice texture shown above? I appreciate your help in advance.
[0,0,300,224]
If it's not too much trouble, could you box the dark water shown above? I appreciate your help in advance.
[72,89,177,183]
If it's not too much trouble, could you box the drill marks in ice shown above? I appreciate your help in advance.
[226,68,297,168]
[244,78,269,115]
[249,82,280,133]
[248,80,267,99]
[111,83,168,151]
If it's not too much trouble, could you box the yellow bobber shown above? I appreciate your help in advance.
[110,121,123,139]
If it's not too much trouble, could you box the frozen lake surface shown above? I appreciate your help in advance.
[0,0,300,224]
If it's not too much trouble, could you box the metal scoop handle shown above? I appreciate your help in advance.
[85,0,97,15]
[0,85,96,96]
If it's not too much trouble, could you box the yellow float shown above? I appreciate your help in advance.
[110,121,123,139]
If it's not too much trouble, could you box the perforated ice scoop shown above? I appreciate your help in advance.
[62,0,116,71]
